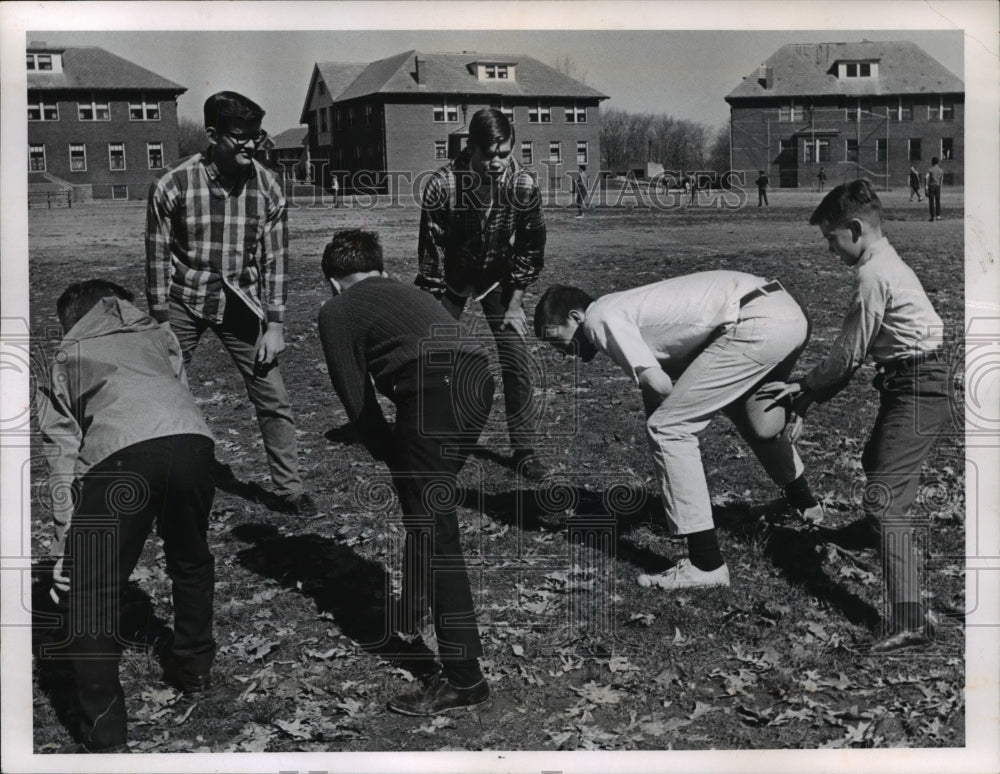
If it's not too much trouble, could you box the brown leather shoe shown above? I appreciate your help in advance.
[387,673,490,716]
[163,664,213,694]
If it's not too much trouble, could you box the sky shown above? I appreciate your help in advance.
[24,28,965,135]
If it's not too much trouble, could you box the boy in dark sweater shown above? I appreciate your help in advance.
[318,229,494,715]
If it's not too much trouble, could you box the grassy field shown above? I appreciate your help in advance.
[27,187,966,753]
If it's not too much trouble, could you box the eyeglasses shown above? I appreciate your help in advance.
[224,129,267,150]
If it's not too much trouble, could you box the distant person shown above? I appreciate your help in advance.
[908,166,923,202]
[417,108,551,480]
[686,172,699,208]
[574,163,589,218]
[534,273,825,591]
[925,157,944,221]
[37,280,216,752]
[755,170,769,207]
[330,173,340,208]
[816,167,827,192]
[146,90,316,515]
[319,230,494,715]
[769,180,951,652]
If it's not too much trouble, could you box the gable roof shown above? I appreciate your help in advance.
[269,127,307,150]
[726,40,963,101]
[300,49,606,120]
[27,46,186,94]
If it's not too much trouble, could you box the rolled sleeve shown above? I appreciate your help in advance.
[416,174,449,292]
[509,182,546,289]
[585,308,661,383]
[261,185,288,323]
[145,177,176,323]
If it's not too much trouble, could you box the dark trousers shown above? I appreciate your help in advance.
[168,294,301,495]
[446,287,538,453]
[862,358,951,611]
[57,435,215,749]
[758,188,768,206]
[927,185,942,219]
[388,353,494,677]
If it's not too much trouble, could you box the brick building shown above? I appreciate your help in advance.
[261,127,311,183]
[27,43,186,201]
[299,50,607,197]
[725,41,963,189]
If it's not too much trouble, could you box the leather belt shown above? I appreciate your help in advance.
[739,280,784,307]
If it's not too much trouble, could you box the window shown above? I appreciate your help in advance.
[577,141,588,165]
[846,99,866,122]
[78,97,110,121]
[317,81,325,95]
[433,102,458,122]
[565,104,587,123]
[929,98,955,121]
[888,98,912,121]
[778,101,803,122]
[147,142,163,169]
[364,104,373,125]
[846,139,859,162]
[28,98,58,121]
[521,141,533,165]
[111,185,129,200]
[804,139,829,163]
[26,54,34,70]
[128,96,160,121]
[499,105,514,123]
[319,108,328,132]
[434,140,447,159]
[549,141,561,163]
[908,138,921,162]
[29,144,46,171]
[484,64,509,79]
[941,138,954,160]
[333,107,342,128]
[69,143,87,171]
[529,104,551,123]
[843,61,872,78]
[108,142,126,170]
[876,138,887,162]
[36,54,53,71]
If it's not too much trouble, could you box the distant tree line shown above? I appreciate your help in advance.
[599,108,731,177]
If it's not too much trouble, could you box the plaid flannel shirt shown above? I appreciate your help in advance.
[416,150,546,296]
[145,152,288,324]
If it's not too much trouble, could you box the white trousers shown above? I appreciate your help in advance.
[646,289,808,535]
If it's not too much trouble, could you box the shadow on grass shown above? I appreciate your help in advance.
[31,561,170,747]
[463,485,882,633]
[231,523,437,674]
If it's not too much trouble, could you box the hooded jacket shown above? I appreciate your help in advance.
[37,296,212,561]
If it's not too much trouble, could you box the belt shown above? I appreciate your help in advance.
[739,281,784,307]
[881,348,945,373]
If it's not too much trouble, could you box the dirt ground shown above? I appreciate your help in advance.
[27,185,966,753]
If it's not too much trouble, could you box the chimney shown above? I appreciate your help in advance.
[414,56,422,84]
[757,65,773,89]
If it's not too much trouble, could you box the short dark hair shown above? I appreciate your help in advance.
[533,284,595,340]
[931,156,940,165]
[468,108,514,152]
[322,229,384,279]
[57,279,134,332]
[203,91,265,132]
[809,178,883,228]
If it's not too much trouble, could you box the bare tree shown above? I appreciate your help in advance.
[706,124,731,175]
[177,117,206,159]
[551,54,587,84]
[600,107,715,174]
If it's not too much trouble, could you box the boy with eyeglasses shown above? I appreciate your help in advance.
[146,91,315,515]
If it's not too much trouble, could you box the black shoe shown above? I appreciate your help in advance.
[387,674,490,716]
[275,491,319,516]
[76,742,132,754]
[163,663,213,694]
[831,515,880,550]
[512,451,553,481]
[870,611,937,654]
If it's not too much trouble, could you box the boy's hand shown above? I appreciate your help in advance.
[256,323,286,368]
[502,290,528,341]
[637,367,673,417]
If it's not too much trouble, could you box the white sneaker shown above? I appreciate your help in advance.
[794,503,825,525]
[637,559,730,590]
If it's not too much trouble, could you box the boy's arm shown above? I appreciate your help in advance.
[145,178,176,323]
[36,360,83,596]
[260,178,289,324]
[637,366,674,417]
[508,176,546,289]
[416,173,449,294]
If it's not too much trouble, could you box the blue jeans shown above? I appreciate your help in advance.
[168,295,302,495]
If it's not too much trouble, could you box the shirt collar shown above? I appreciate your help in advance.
[201,148,256,187]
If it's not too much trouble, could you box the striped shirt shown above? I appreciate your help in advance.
[145,152,288,324]
[416,150,546,296]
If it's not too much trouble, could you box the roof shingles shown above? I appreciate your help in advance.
[28,46,185,93]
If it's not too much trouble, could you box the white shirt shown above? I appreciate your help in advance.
[582,271,769,383]
[804,237,944,392]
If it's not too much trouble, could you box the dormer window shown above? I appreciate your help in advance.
[837,60,878,79]
[26,51,63,73]
[474,62,516,81]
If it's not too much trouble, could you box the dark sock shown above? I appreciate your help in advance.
[444,658,483,688]
[894,602,925,632]
[784,474,818,509]
[686,529,724,572]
